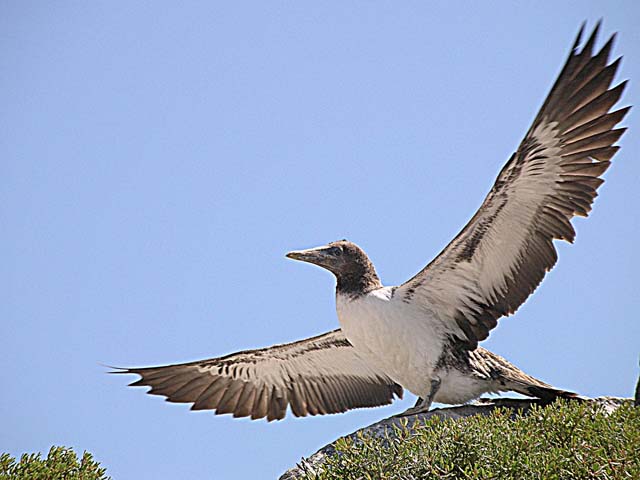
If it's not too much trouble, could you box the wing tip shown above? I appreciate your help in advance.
[573,21,586,50]
[582,20,600,53]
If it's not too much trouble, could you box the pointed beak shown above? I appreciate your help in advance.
[286,245,333,266]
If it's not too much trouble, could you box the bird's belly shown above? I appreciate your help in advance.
[433,369,492,405]
[336,290,442,398]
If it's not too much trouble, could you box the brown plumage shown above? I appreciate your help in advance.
[112,329,402,421]
[397,22,629,349]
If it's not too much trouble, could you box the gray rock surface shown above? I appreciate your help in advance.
[279,397,627,480]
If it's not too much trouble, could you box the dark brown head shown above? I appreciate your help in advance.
[286,240,382,297]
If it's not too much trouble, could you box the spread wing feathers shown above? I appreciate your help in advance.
[397,23,629,349]
[112,329,402,421]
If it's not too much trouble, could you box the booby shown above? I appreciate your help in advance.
[114,23,628,421]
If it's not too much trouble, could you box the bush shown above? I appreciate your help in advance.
[305,400,640,479]
[0,446,109,480]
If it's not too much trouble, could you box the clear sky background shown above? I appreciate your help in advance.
[3,2,639,479]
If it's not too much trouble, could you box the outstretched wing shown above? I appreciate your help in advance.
[397,23,629,349]
[112,329,402,421]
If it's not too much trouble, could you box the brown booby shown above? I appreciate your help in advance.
[113,23,628,421]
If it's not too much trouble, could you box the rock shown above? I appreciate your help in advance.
[279,396,627,480]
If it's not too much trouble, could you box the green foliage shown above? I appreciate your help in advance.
[303,401,640,480]
[0,446,109,480]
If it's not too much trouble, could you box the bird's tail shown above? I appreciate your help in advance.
[474,347,580,402]
[508,380,579,402]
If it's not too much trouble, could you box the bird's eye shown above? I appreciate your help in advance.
[333,247,343,257]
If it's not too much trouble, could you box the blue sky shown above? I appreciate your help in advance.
[3,2,639,479]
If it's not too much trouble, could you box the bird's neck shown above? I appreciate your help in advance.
[335,268,382,298]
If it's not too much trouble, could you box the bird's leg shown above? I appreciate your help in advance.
[398,377,441,417]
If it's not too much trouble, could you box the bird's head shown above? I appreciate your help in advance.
[286,240,381,295]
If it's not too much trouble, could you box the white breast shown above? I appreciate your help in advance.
[336,287,445,398]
